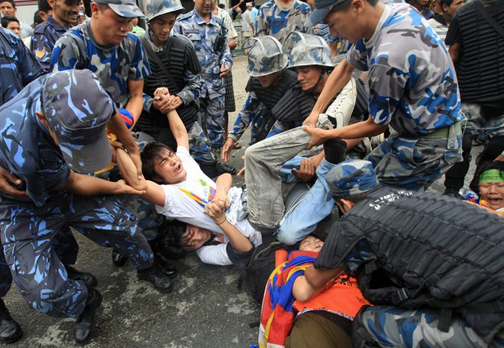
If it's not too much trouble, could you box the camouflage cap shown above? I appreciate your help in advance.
[93,0,145,18]
[138,0,183,22]
[42,70,116,174]
[305,0,349,27]
[326,160,379,198]
[244,36,287,77]
[284,31,333,69]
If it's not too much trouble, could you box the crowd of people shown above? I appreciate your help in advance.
[0,0,503,345]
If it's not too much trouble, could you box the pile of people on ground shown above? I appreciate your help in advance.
[0,0,503,345]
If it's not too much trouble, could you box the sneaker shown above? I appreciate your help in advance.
[0,299,22,344]
[74,287,103,344]
[443,187,464,200]
[324,78,357,129]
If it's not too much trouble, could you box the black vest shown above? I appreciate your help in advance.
[245,69,298,112]
[452,0,504,103]
[316,188,504,343]
[136,35,199,133]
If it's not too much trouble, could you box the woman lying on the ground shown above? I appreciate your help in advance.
[257,234,369,348]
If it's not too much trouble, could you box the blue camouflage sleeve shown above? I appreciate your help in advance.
[367,62,407,126]
[129,37,151,80]
[346,40,368,71]
[50,36,81,72]
[229,93,260,141]
[17,37,44,84]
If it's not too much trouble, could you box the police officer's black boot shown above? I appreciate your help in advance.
[0,298,22,344]
[74,287,102,344]
[66,266,98,288]
[148,239,177,279]
[137,266,174,293]
[111,249,128,267]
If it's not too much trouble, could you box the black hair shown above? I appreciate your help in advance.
[470,161,504,194]
[439,0,454,9]
[218,3,225,8]
[157,220,189,260]
[0,0,16,8]
[1,15,19,28]
[33,10,43,27]
[38,0,51,13]
[141,141,175,182]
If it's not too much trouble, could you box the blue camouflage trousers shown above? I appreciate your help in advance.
[353,305,504,348]
[366,124,463,192]
[0,226,78,298]
[200,95,226,150]
[0,193,154,318]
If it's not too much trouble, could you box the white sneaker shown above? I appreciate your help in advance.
[324,78,357,128]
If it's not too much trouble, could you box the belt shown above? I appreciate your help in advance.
[422,121,462,139]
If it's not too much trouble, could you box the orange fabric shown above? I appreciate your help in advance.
[275,249,288,268]
[293,275,370,319]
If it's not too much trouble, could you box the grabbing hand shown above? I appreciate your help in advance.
[220,64,230,78]
[205,196,230,220]
[0,167,27,198]
[114,179,146,196]
[222,138,235,163]
[302,126,330,150]
[303,111,319,128]
[293,158,316,182]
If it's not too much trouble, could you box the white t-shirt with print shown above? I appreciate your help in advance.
[155,146,262,265]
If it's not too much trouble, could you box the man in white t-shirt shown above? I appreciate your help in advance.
[118,88,262,267]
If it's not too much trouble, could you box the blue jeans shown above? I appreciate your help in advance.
[277,159,336,245]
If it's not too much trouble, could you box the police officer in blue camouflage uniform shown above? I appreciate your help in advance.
[30,0,80,71]
[0,69,174,344]
[0,27,96,344]
[256,0,311,44]
[136,0,222,179]
[222,35,296,162]
[303,0,463,191]
[50,0,178,278]
[0,26,42,105]
[173,0,233,153]
[295,160,504,347]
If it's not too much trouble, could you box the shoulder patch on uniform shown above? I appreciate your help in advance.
[35,47,46,59]
[177,12,193,21]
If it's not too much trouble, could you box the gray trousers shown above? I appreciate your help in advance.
[244,115,330,232]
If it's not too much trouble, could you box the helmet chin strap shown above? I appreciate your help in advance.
[148,25,164,47]
[303,68,326,95]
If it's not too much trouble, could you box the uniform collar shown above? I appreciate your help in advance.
[47,15,72,31]
[193,9,219,26]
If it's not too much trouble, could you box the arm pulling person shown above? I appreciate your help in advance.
[154,87,190,150]
[303,59,355,127]
[59,169,145,196]
[304,116,388,149]
[125,79,145,126]
[292,266,343,302]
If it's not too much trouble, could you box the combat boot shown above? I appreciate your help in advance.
[74,287,103,344]
[137,266,174,293]
[0,299,22,344]
[66,266,98,288]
